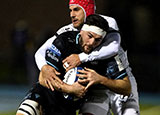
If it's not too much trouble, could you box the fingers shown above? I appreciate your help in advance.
[85,81,93,90]
[62,57,67,64]
[53,74,63,85]
[54,70,61,75]
[76,73,87,78]
[77,69,88,74]
[63,60,73,72]
[63,62,70,69]
[44,80,50,89]
[65,65,73,72]
[62,54,81,71]
[46,80,54,91]
[84,67,94,72]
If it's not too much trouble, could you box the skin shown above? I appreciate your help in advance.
[39,29,131,96]
[79,30,103,54]
[77,67,131,96]
[39,5,131,96]
[63,30,103,71]
[17,4,131,115]
[70,5,85,29]
[39,30,105,97]
[39,5,86,91]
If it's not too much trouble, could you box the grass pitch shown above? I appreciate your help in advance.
[0,104,160,115]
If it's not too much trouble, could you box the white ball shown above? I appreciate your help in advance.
[63,67,83,85]
[63,67,83,101]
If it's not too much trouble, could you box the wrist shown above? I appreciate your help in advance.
[41,64,56,72]
[100,76,108,85]
[41,64,49,71]
[61,83,73,94]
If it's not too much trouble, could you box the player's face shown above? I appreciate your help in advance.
[79,30,103,54]
[69,5,85,29]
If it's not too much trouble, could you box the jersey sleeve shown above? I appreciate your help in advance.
[45,34,67,71]
[100,15,119,31]
[79,32,121,63]
[105,54,128,80]
[45,43,62,71]
[79,15,121,63]
[34,36,57,70]
[56,24,78,35]
[35,24,77,70]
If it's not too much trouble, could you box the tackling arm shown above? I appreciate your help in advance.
[77,67,131,96]
[79,32,121,62]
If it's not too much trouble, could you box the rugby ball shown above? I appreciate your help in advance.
[63,67,83,85]
[63,67,83,100]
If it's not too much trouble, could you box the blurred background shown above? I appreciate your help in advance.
[0,0,159,114]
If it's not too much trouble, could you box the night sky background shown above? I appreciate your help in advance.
[0,0,159,94]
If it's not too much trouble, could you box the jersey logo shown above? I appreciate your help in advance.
[46,50,59,62]
[51,44,61,56]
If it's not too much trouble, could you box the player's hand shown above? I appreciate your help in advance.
[77,67,103,90]
[70,82,86,98]
[62,54,81,72]
[39,64,62,91]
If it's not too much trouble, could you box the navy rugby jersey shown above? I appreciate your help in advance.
[45,31,127,83]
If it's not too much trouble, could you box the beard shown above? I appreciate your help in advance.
[79,36,93,54]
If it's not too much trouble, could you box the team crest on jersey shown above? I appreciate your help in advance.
[46,50,59,62]
[51,44,61,56]
[46,45,61,63]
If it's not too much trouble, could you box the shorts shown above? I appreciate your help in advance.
[80,89,111,115]
[109,76,140,115]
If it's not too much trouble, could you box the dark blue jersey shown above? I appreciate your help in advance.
[23,31,128,115]
[45,31,127,82]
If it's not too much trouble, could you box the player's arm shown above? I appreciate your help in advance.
[38,35,65,90]
[39,70,85,98]
[79,31,120,62]
[63,16,120,70]
[39,34,85,96]
[35,24,77,70]
[77,67,131,96]
[35,24,76,89]
[79,14,120,62]
[77,53,131,96]
[63,31,120,71]
[35,36,57,70]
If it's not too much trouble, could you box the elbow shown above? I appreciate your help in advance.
[113,47,119,55]
[112,41,119,55]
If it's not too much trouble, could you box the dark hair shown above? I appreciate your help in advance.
[85,14,109,32]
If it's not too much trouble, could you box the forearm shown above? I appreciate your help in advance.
[58,81,86,98]
[59,83,73,94]
[39,70,70,93]
[79,32,120,63]
[100,76,131,96]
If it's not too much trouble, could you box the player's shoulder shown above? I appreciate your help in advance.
[56,31,79,44]
[56,23,78,35]
[59,31,79,38]
[99,14,119,30]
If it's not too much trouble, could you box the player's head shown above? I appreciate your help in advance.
[79,14,109,54]
[69,0,95,29]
